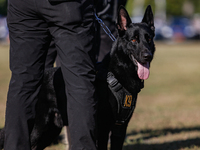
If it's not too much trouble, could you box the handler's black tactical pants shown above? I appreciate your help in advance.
[5,0,97,149]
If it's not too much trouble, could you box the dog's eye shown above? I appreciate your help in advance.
[148,38,151,43]
[132,39,136,42]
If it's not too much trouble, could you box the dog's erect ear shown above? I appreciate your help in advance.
[117,6,132,31]
[142,5,155,32]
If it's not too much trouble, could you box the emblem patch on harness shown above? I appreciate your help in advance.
[124,95,132,108]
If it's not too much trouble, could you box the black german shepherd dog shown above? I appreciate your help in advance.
[96,5,155,150]
[0,5,155,150]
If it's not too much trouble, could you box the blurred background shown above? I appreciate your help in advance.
[126,0,200,42]
[0,0,200,150]
[1,0,200,43]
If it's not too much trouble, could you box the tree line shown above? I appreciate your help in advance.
[0,0,6,16]
[126,0,200,18]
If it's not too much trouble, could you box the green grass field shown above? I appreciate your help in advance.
[0,41,200,150]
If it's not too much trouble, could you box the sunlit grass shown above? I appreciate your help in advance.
[0,44,10,127]
[125,41,200,150]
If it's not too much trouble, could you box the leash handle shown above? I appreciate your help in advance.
[95,13,116,42]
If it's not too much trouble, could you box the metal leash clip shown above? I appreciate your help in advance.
[95,13,116,42]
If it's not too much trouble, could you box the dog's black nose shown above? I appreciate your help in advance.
[143,52,152,61]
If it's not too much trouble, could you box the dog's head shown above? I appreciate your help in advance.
[113,5,155,80]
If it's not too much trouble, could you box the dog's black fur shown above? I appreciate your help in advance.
[0,5,155,150]
[29,67,67,150]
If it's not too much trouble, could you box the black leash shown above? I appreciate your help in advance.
[94,13,116,42]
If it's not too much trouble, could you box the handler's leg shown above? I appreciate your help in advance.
[5,0,50,149]
[40,0,97,149]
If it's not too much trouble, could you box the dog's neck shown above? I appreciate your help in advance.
[108,39,143,94]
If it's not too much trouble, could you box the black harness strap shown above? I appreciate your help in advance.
[107,72,138,125]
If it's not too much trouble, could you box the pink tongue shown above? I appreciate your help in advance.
[137,62,150,80]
